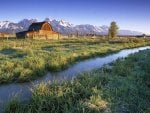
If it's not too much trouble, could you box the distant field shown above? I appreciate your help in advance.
[5,48,150,113]
[0,37,150,84]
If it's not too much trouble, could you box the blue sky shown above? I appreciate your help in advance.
[0,0,150,34]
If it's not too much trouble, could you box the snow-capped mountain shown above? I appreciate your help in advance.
[0,19,37,33]
[118,30,143,36]
[0,21,10,28]
[18,19,37,30]
[59,20,74,27]
[0,17,144,36]
[0,21,23,33]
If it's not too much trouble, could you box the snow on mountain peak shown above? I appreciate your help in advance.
[0,21,11,28]
[45,17,54,22]
[59,19,74,27]
[18,19,37,30]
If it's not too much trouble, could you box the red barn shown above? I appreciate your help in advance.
[16,22,59,39]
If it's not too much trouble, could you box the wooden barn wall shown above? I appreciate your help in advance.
[26,30,59,39]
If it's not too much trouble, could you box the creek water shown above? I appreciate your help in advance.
[0,46,150,112]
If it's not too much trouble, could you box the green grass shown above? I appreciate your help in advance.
[0,37,150,84]
[4,48,150,113]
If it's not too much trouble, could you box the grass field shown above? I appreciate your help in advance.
[0,37,150,84]
[5,48,150,113]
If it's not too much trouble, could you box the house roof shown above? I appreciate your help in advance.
[28,21,53,31]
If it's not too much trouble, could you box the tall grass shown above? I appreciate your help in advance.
[5,49,150,113]
[0,37,150,84]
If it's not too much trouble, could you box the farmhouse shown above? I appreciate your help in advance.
[16,22,59,39]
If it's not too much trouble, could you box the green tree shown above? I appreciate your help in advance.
[108,21,119,39]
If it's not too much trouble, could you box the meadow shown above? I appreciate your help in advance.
[0,37,150,84]
[5,47,150,113]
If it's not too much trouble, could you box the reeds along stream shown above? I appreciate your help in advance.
[0,46,150,113]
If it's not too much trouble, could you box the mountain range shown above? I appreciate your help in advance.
[0,18,144,36]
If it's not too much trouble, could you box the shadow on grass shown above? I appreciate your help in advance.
[0,48,26,58]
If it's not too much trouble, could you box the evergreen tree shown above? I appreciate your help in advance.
[108,21,118,39]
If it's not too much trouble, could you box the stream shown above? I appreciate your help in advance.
[0,46,150,112]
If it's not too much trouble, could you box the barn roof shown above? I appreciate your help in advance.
[28,21,53,31]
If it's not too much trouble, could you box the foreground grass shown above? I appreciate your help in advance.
[5,49,150,113]
[0,37,150,84]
